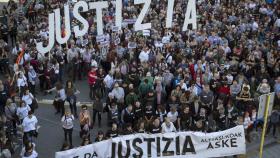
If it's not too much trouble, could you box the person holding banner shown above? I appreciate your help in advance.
[106,122,119,139]
[161,117,176,133]
[150,118,161,134]
[94,131,105,142]
[178,105,193,131]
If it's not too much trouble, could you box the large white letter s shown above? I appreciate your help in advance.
[73,1,89,37]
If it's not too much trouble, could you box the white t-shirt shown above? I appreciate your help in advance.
[61,115,74,129]
[275,19,280,28]
[17,76,28,87]
[17,105,31,120]
[24,53,31,62]
[22,115,38,132]
[22,150,38,158]
[139,51,149,63]
[161,122,176,133]
[22,94,34,106]
[104,74,114,89]
[167,111,178,123]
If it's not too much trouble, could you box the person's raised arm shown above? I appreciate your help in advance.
[46,87,56,93]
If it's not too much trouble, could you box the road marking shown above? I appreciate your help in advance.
[15,97,93,107]
[37,116,80,131]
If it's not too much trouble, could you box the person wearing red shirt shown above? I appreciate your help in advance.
[88,66,98,100]
[218,82,230,96]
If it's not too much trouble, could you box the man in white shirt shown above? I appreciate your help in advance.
[111,83,125,103]
[22,111,38,143]
[138,47,150,63]
[167,106,178,125]
[104,72,114,90]
[161,117,176,133]
[67,46,78,62]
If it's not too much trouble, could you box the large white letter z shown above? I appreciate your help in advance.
[134,0,151,31]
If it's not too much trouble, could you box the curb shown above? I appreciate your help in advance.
[15,98,93,107]
[39,99,93,107]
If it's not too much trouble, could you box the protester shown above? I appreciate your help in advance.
[65,80,79,118]
[79,105,91,139]
[61,109,74,148]
[22,111,38,144]
[48,83,66,116]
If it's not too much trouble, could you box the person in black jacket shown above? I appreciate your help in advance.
[133,101,143,124]
[92,94,103,127]
[121,104,135,126]
[144,104,155,131]
[150,118,161,134]
[178,105,193,131]
[122,123,134,135]
[0,83,8,115]
[106,123,119,139]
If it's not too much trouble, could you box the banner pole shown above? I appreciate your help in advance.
[259,94,271,158]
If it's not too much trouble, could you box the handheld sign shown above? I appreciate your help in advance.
[114,38,120,45]
[112,26,119,32]
[96,35,105,43]
[162,36,170,44]
[258,92,275,119]
[123,19,137,24]
[143,29,150,36]
[128,42,137,49]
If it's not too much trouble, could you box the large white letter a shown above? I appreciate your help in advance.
[182,0,197,31]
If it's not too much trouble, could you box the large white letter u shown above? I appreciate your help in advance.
[54,5,71,44]
[36,13,55,54]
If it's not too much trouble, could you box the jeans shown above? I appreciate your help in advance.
[92,109,101,127]
[23,130,36,143]
[89,84,97,100]
[67,95,77,116]
[54,100,65,116]
[63,128,73,146]
[267,122,278,136]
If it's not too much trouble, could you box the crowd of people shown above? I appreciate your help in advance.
[0,0,280,157]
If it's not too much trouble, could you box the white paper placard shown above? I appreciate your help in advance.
[96,35,105,42]
[128,42,137,49]
[143,29,150,36]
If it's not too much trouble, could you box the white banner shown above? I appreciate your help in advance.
[55,126,246,158]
